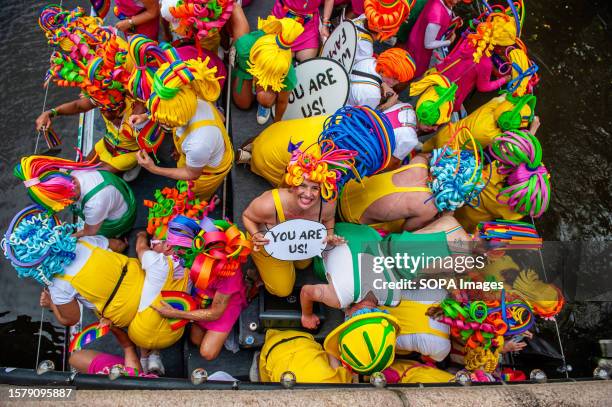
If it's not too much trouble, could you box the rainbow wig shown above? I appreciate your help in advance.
[468,13,517,63]
[490,130,550,218]
[319,106,396,179]
[375,48,415,83]
[364,0,411,41]
[511,269,564,318]
[170,0,234,41]
[410,73,457,126]
[14,155,100,213]
[428,147,486,212]
[2,206,78,286]
[39,5,106,46]
[284,140,358,202]
[247,16,304,92]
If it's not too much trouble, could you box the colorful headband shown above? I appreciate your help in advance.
[284,140,359,202]
[170,0,235,42]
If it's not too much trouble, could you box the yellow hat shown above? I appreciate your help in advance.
[324,310,400,375]
[482,255,520,284]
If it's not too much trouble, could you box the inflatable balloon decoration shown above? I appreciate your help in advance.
[90,0,111,19]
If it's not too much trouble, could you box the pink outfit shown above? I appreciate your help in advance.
[195,272,247,333]
[175,45,228,89]
[436,38,507,111]
[333,0,364,14]
[88,353,125,374]
[406,0,452,77]
[272,0,321,52]
[115,0,159,40]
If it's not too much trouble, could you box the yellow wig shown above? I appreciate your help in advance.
[148,57,222,128]
[493,94,534,130]
[508,48,533,96]
[511,269,564,318]
[410,73,457,126]
[247,16,304,92]
[468,14,517,63]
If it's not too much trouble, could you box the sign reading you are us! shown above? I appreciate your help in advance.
[321,20,358,73]
[282,58,349,120]
[263,219,328,261]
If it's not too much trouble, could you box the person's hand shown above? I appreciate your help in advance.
[115,19,133,33]
[35,111,52,132]
[324,234,346,246]
[250,232,269,251]
[381,82,396,99]
[523,330,534,339]
[136,150,156,172]
[151,301,180,319]
[129,113,148,127]
[301,313,320,330]
[529,115,541,134]
[503,339,528,353]
[229,46,237,68]
[320,25,330,43]
[503,74,512,83]
[136,231,148,240]
[40,290,52,308]
[98,317,112,328]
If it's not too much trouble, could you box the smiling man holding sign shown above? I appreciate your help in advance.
[242,142,357,297]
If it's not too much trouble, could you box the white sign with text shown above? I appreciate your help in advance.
[264,219,327,261]
[283,58,349,120]
[321,20,357,73]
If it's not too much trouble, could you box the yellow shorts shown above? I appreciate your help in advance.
[251,246,312,297]
[190,167,232,202]
[94,139,138,172]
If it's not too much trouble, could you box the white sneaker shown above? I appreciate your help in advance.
[139,357,149,374]
[147,351,165,376]
[122,165,141,182]
[249,351,261,382]
[256,104,271,125]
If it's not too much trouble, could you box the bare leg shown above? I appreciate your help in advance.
[190,324,205,346]
[295,47,319,62]
[69,349,101,373]
[232,77,254,110]
[199,330,231,361]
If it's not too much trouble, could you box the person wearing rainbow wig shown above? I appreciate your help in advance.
[347,47,417,110]
[433,13,518,112]
[242,141,356,297]
[351,0,413,63]
[160,0,250,54]
[2,206,190,358]
[14,155,136,238]
[404,0,461,77]
[455,130,551,232]
[423,90,540,150]
[232,16,304,124]
[128,36,233,201]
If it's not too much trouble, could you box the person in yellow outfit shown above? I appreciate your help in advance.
[242,143,353,297]
[130,38,233,201]
[422,92,540,152]
[455,129,550,232]
[254,329,354,383]
[4,208,190,360]
[382,359,454,383]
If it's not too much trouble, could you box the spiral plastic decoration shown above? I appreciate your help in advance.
[489,130,550,218]
[167,216,252,291]
[170,0,234,41]
[467,13,517,63]
[363,0,411,41]
[127,35,168,102]
[511,269,564,318]
[2,206,78,286]
[144,180,215,239]
[319,106,395,180]
[428,148,486,212]
[284,140,359,202]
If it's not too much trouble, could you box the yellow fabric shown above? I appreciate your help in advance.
[94,139,138,172]
[128,259,190,350]
[381,300,449,339]
[410,73,455,125]
[386,360,454,383]
[508,48,531,96]
[481,255,520,284]
[271,189,286,222]
[339,163,431,227]
[259,330,352,383]
[251,115,328,186]
[200,30,221,53]
[423,95,509,152]
[174,103,234,201]
[58,241,144,328]
[455,162,522,232]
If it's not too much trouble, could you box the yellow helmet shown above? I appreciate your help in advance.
[324,310,400,375]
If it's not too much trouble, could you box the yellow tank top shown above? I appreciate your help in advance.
[455,162,522,232]
[55,241,144,328]
[387,360,454,383]
[339,163,431,226]
[101,97,140,152]
[382,300,449,339]
[259,329,352,383]
[173,102,234,175]
[423,96,505,152]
